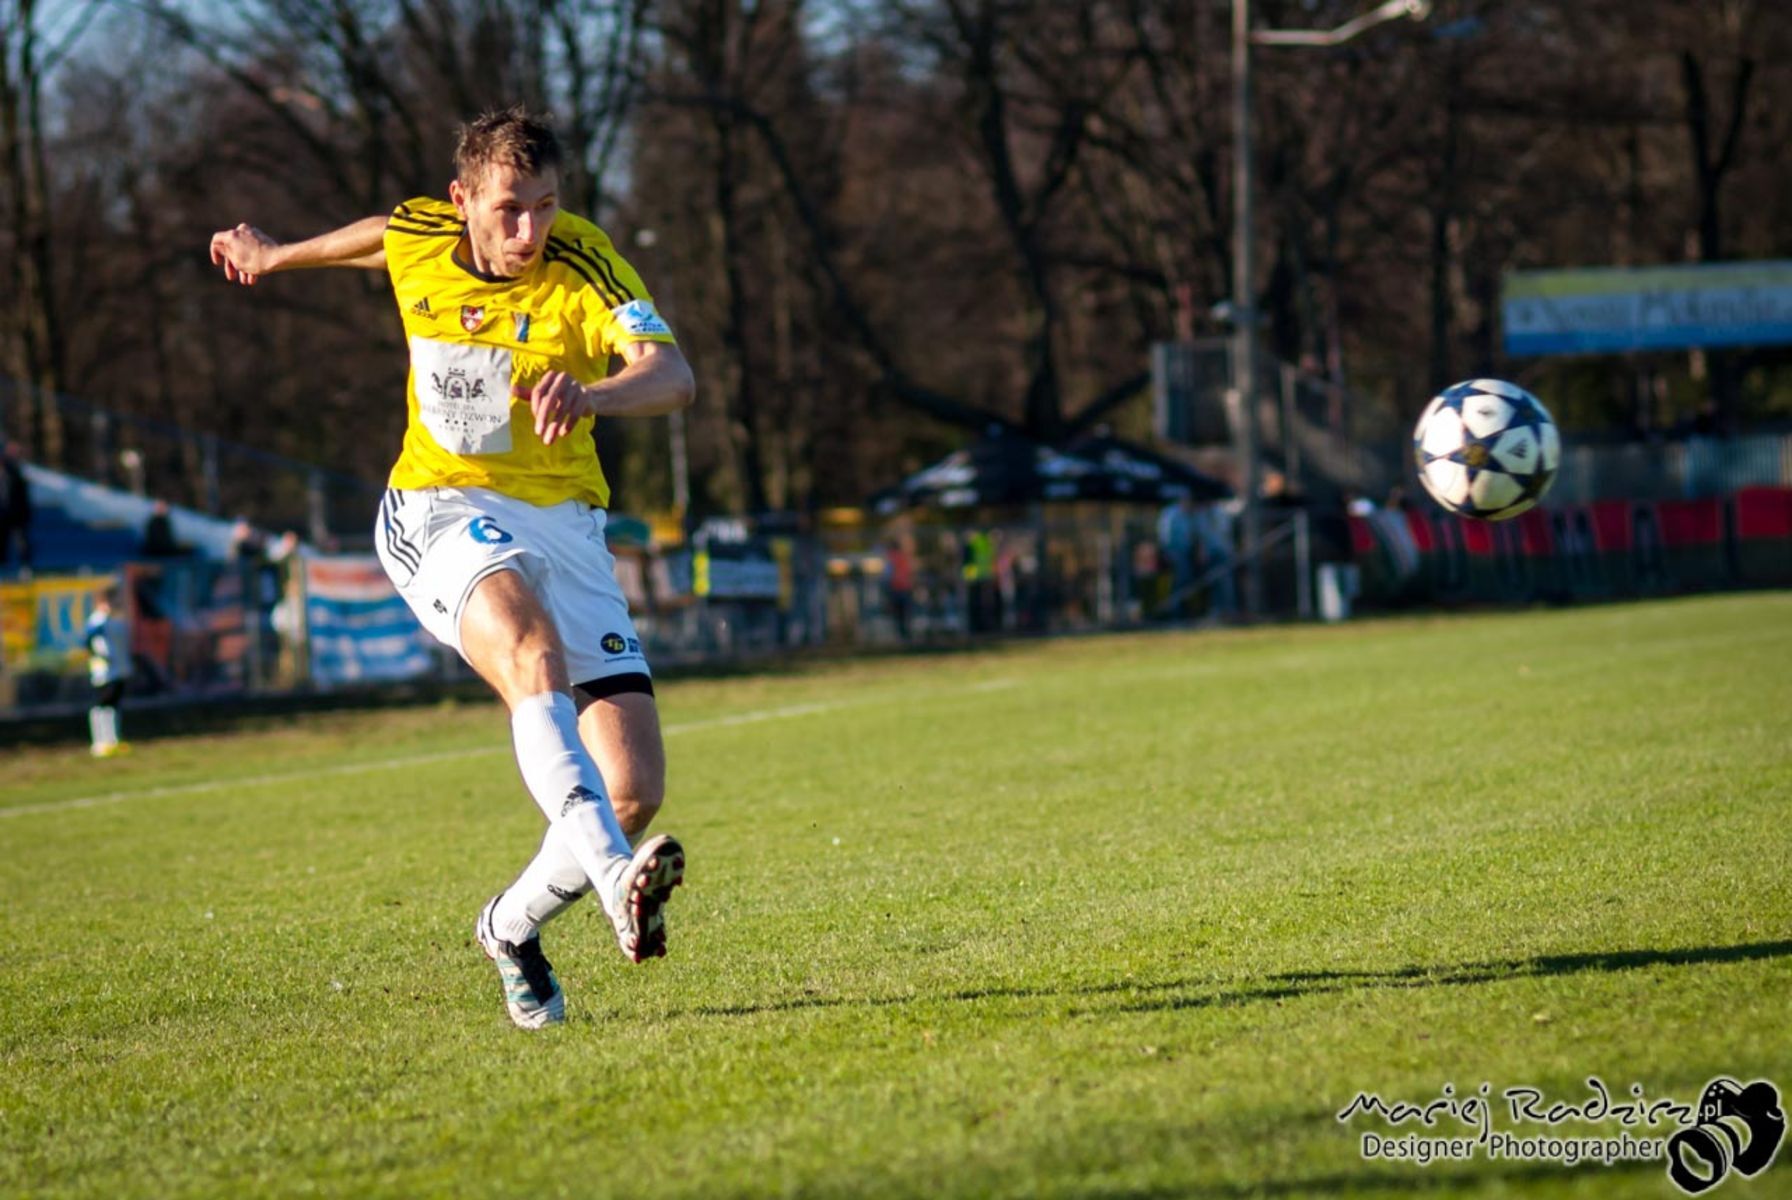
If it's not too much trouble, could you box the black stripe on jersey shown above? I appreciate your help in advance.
[587,250,641,308]
[546,237,638,307]
[543,244,621,307]
[394,203,460,229]
[388,219,462,239]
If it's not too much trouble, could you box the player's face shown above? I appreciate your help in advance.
[453,164,558,277]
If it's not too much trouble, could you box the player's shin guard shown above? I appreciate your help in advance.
[490,827,591,944]
[509,691,631,891]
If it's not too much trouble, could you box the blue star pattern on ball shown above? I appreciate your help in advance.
[1413,378,1560,521]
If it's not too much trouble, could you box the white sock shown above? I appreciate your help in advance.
[491,827,590,943]
[104,707,120,745]
[509,691,631,897]
[89,707,107,749]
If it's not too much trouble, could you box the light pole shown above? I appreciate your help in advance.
[1231,0,1429,618]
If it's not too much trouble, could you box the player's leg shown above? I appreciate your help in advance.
[481,687,665,954]
[575,685,665,839]
[87,689,108,756]
[574,686,682,960]
[375,489,616,1026]
[549,509,682,961]
[459,567,634,891]
[88,680,124,757]
[463,564,681,963]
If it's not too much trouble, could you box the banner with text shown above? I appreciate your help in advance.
[1503,261,1792,356]
[303,556,436,687]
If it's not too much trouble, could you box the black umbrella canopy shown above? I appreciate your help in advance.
[873,430,1229,514]
[872,432,1098,513]
[1061,433,1233,504]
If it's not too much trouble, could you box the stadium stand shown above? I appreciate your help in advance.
[10,464,238,575]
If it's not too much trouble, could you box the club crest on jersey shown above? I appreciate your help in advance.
[460,304,486,333]
[512,312,531,343]
[430,367,487,404]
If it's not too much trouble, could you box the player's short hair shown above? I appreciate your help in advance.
[454,107,562,193]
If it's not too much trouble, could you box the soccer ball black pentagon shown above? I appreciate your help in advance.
[1413,379,1560,521]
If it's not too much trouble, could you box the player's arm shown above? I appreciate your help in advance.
[207,215,390,286]
[524,342,696,447]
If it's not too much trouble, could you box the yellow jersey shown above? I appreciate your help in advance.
[382,197,677,508]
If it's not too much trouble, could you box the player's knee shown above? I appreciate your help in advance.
[489,637,557,697]
[614,773,664,812]
[608,775,664,836]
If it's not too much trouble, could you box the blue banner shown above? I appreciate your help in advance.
[303,557,436,687]
[1504,261,1792,356]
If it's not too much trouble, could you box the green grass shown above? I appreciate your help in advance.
[3,594,1790,1199]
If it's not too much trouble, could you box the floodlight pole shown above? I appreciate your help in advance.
[1231,0,1429,619]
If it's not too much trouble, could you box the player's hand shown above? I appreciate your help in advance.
[520,372,592,446]
[209,223,279,285]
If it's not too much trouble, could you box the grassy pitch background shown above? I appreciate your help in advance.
[2,593,1789,1199]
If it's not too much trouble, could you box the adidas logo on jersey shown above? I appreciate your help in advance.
[409,297,432,316]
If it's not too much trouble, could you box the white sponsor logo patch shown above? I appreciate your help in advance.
[612,299,671,338]
[411,336,513,455]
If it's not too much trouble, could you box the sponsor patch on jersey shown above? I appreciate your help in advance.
[409,297,432,316]
[410,336,513,455]
[460,304,486,333]
[601,632,628,655]
[610,299,671,338]
[512,312,531,343]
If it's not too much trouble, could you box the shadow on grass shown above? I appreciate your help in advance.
[1109,938,1792,1016]
[670,939,1792,1021]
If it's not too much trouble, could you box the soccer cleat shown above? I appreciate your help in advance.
[475,896,565,1029]
[605,834,685,963]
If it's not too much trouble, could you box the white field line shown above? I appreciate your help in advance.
[0,695,901,821]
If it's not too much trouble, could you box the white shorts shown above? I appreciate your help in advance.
[374,486,650,689]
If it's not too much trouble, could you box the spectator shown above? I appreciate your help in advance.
[884,536,915,643]
[962,528,996,633]
[1370,486,1421,589]
[85,586,133,757]
[1128,535,1162,622]
[141,500,187,557]
[1192,499,1238,620]
[1156,494,1198,618]
[229,516,266,563]
[0,441,32,569]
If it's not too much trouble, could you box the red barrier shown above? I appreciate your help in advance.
[1514,509,1555,557]
[1461,518,1497,557]
[1403,510,1438,553]
[1735,487,1792,540]
[1587,500,1634,552]
[1656,498,1723,547]
[1733,486,1792,585]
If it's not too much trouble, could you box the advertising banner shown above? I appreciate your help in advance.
[1504,261,1792,356]
[303,556,436,687]
[0,576,112,675]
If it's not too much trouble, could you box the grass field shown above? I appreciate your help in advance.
[3,593,1790,1199]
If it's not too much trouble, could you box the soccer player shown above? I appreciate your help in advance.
[208,109,695,1029]
[85,586,131,757]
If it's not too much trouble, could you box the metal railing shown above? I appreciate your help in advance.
[1,379,385,542]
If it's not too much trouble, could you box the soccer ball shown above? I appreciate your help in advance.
[1412,378,1560,520]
